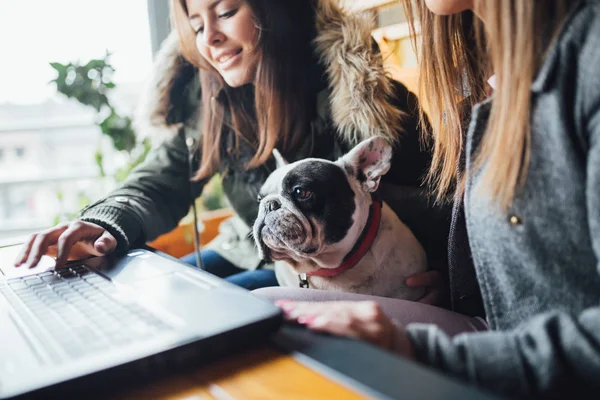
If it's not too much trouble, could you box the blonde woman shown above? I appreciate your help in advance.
[264,0,600,397]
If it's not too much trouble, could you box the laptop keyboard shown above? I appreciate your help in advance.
[0,265,173,363]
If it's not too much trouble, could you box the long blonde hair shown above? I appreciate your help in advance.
[403,0,571,208]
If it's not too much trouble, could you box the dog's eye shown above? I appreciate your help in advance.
[293,187,312,200]
[256,194,263,203]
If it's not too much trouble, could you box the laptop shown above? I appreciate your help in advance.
[0,242,282,399]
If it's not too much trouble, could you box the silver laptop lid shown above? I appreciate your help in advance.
[0,247,281,399]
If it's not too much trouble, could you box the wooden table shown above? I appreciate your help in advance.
[116,346,366,400]
[111,323,501,400]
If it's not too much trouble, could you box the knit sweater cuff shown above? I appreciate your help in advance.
[406,323,529,397]
[79,205,143,256]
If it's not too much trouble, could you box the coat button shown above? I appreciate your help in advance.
[509,215,522,226]
[115,196,130,205]
[186,137,196,148]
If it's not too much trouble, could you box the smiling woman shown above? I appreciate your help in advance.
[170,0,319,180]
[19,0,441,295]
[185,0,258,87]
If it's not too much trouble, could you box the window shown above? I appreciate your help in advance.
[0,0,154,239]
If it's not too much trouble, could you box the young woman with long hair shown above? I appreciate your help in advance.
[266,0,600,397]
[15,0,442,293]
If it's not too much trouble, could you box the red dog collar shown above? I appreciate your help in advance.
[306,197,382,278]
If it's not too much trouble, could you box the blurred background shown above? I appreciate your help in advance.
[0,0,155,239]
[0,0,417,248]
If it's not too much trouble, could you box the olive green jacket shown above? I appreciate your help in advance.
[79,1,448,271]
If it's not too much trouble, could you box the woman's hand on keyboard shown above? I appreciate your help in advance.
[13,221,117,269]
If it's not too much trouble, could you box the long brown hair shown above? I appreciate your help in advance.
[171,0,318,180]
[403,0,571,208]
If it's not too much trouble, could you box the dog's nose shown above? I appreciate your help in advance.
[265,199,281,212]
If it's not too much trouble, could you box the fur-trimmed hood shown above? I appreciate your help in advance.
[135,0,404,144]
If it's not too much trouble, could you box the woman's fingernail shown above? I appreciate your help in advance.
[297,316,316,325]
[308,316,327,328]
[286,310,304,319]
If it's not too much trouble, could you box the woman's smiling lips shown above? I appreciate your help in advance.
[214,48,243,70]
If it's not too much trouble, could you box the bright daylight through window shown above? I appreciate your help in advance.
[0,0,153,239]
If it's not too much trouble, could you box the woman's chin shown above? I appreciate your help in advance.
[424,0,473,15]
[222,71,253,88]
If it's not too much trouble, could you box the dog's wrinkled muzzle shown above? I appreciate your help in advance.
[262,209,308,250]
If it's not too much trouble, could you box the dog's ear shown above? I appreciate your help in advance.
[339,136,392,193]
[272,149,288,169]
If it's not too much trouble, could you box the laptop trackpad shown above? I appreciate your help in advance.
[131,274,268,334]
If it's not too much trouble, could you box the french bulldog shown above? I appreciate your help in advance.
[253,136,427,300]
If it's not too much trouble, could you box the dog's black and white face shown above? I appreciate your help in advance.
[253,137,392,273]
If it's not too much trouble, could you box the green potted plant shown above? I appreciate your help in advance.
[50,53,230,255]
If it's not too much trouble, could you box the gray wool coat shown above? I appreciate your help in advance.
[407,1,600,398]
